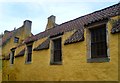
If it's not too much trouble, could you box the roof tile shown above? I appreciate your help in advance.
[23,3,119,44]
[64,29,84,45]
[1,31,15,46]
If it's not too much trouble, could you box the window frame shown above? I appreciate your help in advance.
[86,21,110,63]
[90,26,107,58]
[50,36,62,65]
[25,43,33,64]
[10,48,16,64]
[14,37,19,43]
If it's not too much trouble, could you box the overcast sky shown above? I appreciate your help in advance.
[0,0,119,35]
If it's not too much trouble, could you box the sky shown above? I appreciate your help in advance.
[0,0,119,35]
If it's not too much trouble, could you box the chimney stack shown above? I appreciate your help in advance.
[23,20,32,38]
[46,15,56,30]
[23,20,32,29]
[4,30,10,34]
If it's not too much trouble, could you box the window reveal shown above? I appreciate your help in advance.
[90,27,107,58]
[14,37,19,43]
[10,50,15,64]
[53,38,62,62]
[26,45,32,62]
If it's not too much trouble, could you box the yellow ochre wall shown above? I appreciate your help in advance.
[2,19,32,57]
[2,16,119,81]
[2,21,32,80]
[2,26,31,57]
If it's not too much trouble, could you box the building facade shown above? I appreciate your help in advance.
[1,3,120,81]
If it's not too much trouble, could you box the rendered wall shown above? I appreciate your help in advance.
[2,22,32,81]
[2,16,119,81]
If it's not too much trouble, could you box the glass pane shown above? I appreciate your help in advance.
[53,38,62,62]
[91,26,107,58]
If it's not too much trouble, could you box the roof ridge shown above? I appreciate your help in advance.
[59,2,120,25]
[33,2,120,36]
[24,2,119,43]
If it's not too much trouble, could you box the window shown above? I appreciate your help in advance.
[90,27,107,58]
[86,24,110,63]
[50,37,62,65]
[14,37,19,43]
[10,50,15,64]
[26,45,32,63]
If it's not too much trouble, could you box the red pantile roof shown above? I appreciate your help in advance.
[64,29,84,45]
[24,3,120,44]
[1,30,15,46]
[33,38,50,51]
[1,26,23,46]
[1,27,33,47]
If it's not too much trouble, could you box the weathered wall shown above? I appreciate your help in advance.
[2,20,32,81]
[2,16,119,81]
[2,20,32,57]
[2,44,25,81]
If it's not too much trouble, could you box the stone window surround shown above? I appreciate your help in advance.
[25,42,33,64]
[10,48,16,65]
[14,37,19,43]
[86,20,110,63]
[50,36,62,65]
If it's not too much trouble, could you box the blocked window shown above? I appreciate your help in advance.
[14,37,19,43]
[50,37,62,65]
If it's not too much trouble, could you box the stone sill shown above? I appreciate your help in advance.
[50,61,62,65]
[87,57,110,63]
[25,61,32,64]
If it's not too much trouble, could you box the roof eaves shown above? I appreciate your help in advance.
[64,29,84,45]
[24,3,120,44]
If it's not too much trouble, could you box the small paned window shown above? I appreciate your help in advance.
[51,37,62,65]
[14,37,19,43]
[53,38,62,62]
[87,24,110,63]
[26,45,32,63]
[90,27,107,58]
